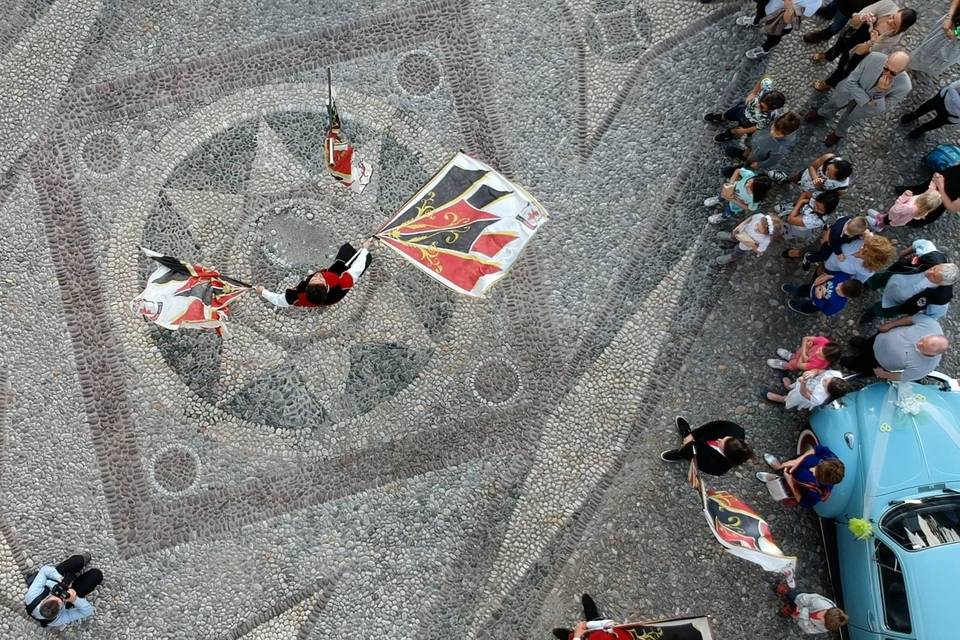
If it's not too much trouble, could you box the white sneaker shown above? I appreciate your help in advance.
[736,15,757,26]
[704,196,721,207]
[767,358,788,370]
[745,46,769,59]
[707,213,726,225]
[776,348,793,360]
[756,471,780,482]
[715,253,736,265]
[716,231,734,241]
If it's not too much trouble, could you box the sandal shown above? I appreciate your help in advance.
[811,79,830,92]
[809,51,826,63]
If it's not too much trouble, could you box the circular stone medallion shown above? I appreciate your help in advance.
[395,51,443,96]
[150,445,200,495]
[80,131,126,175]
[470,359,523,407]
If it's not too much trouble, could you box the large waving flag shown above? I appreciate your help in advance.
[130,247,250,336]
[375,152,548,296]
[703,488,797,586]
[588,616,715,639]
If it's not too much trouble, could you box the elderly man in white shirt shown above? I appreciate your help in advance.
[737,0,824,58]
[859,244,958,324]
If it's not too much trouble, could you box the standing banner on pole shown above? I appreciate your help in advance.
[376,152,548,296]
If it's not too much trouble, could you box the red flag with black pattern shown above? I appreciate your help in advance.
[376,152,548,296]
[130,247,250,337]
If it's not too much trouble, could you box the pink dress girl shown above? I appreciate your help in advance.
[768,336,837,371]
[866,183,942,230]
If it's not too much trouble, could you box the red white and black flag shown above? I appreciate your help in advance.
[376,152,547,296]
[608,616,715,639]
[702,488,797,586]
[130,247,250,336]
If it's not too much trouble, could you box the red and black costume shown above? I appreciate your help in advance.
[260,243,372,308]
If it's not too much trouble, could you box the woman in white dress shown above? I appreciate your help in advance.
[910,1,960,77]
[763,369,851,410]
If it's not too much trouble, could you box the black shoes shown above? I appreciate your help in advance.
[714,129,736,142]
[675,415,691,437]
[704,112,725,124]
[660,449,685,462]
[849,335,870,350]
[724,145,746,159]
[803,29,832,44]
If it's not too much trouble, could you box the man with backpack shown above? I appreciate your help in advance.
[23,553,103,628]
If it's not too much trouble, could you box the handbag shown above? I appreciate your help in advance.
[923,144,960,171]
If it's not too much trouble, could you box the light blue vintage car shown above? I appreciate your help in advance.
[801,375,960,640]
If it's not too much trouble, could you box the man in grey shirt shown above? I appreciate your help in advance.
[842,314,950,381]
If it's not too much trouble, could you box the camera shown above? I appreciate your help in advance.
[49,581,70,600]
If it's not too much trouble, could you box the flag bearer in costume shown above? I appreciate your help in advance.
[552,594,631,640]
[324,72,372,194]
[659,416,753,479]
[257,239,374,308]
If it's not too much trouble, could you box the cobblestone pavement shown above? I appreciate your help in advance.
[1,0,958,638]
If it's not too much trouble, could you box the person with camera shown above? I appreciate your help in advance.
[24,553,103,628]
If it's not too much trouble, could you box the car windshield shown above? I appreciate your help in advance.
[882,493,960,551]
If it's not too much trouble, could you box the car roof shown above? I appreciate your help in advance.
[849,383,960,497]
[900,542,960,640]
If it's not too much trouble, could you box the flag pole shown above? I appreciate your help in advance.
[344,236,377,268]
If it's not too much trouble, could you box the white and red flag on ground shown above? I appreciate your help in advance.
[130,247,250,336]
[375,152,547,296]
[702,488,797,587]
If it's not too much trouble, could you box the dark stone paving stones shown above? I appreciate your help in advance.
[80,131,124,174]
[395,50,443,96]
[152,446,200,493]
[165,122,258,193]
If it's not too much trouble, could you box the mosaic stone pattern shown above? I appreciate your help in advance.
[2,0,959,639]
